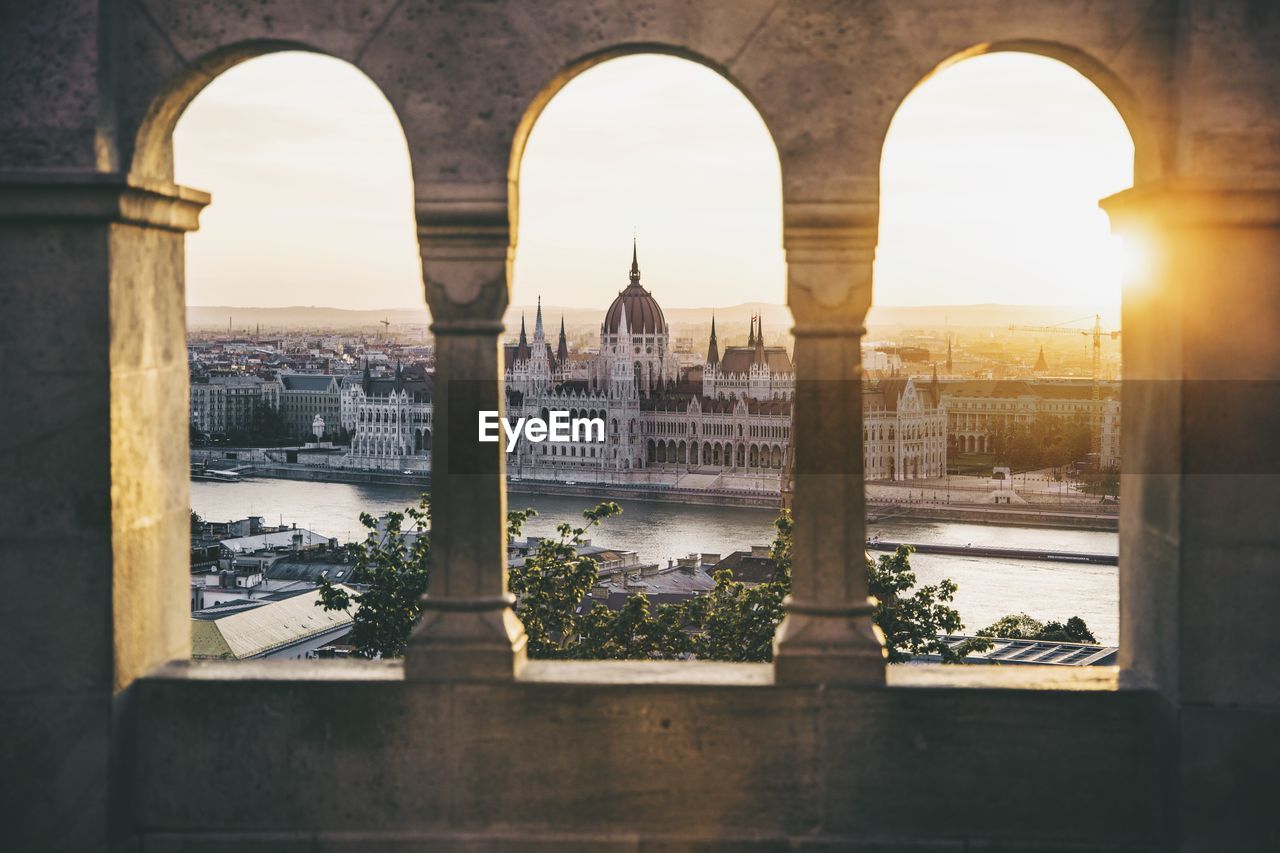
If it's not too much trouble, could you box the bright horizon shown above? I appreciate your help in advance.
[175,51,1132,324]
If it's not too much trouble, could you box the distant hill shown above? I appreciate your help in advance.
[188,302,1112,332]
[188,305,431,330]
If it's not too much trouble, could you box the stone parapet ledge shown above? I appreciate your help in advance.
[142,659,1128,692]
[131,661,1157,849]
[0,170,209,232]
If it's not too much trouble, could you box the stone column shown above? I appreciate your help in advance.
[1104,180,1280,848]
[772,201,886,685]
[1103,182,1280,704]
[0,171,207,848]
[404,190,527,680]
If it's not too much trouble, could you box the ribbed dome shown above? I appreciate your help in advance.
[604,282,667,335]
[602,241,667,335]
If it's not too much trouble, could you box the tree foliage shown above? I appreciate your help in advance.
[868,545,991,663]
[319,495,987,664]
[988,415,1092,471]
[315,494,431,659]
[977,612,1098,644]
[505,502,623,658]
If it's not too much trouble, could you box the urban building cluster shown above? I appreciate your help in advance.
[191,247,1103,488]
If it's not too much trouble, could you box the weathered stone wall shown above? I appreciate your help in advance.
[2,1,1278,850]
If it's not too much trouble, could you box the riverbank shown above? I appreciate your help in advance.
[868,502,1117,531]
[191,478,1120,644]
[231,464,1117,528]
[866,539,1117,565]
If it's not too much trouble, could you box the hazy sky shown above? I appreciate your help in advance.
[175,51,1132,317]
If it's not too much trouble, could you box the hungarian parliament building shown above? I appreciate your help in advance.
[342,245,949,489]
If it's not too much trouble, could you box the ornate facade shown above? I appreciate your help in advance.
[344,365,433,468]
[863,376,948,481]
[504,245,795,484]
[502,246,943,484]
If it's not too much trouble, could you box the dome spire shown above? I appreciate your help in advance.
[629,237,641,285]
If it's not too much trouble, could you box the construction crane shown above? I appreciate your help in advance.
[1008,314,1120,458]
[380,318,391,342]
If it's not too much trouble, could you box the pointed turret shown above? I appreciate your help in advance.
[629,237,640,285]
[556,316,569,367]
[617,298,629,336]
[706,314,720,367]
[516,314,531,361]
[946,335,953,372]
[747,315,756,348]
[753,314,766,366]
[1034,345,1048,372]
[534,295,544,341]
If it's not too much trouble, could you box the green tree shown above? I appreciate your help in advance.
[683,515,982,664]
[315,494,431,659]
[977,612,1098,644]
[576,594,691,660]
[320,496,981,665]
[868,545,990,663]
[505,502,622,658]
[682,512,792,662]
[225,402,293,447]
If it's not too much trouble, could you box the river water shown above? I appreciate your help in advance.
[191,478,1119,644]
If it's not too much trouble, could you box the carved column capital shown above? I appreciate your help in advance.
[417,187,512,323]
[1102,180,1280,231]
[0,171,209,232]
[784,200,877,326]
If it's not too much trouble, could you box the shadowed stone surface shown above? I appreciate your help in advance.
[1,1,1278,850]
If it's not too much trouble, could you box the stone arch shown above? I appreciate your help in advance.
[896,40,1162,183]
[510,46,784,216]
[131,42,419,184]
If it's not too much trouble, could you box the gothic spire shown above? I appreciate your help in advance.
[753,314,766,365]
[516,314,530,361]
[534,295,544,340]
[706,314,720,367]
[747,315,755,348]
[556,316,569,366]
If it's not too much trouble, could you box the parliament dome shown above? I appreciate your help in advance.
[603,242,667,335]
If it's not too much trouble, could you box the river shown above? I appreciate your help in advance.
[191,478,1119,644]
